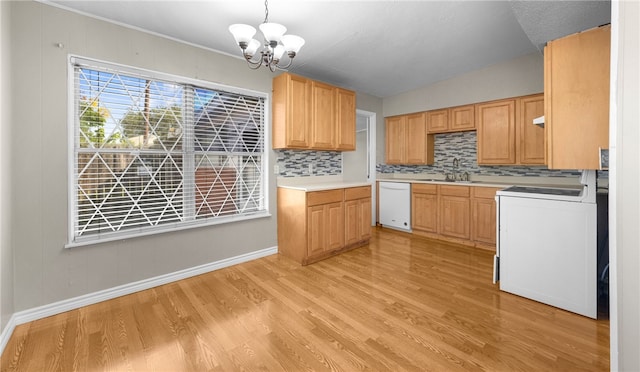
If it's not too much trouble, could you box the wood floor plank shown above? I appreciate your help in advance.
[1,227,609,371]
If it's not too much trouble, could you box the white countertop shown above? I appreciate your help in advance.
[277,176,371,192]
[377,173,588,190]
[276,174,608,192]
[278,181,372,192]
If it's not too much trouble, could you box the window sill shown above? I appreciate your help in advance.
[65,211,272,249]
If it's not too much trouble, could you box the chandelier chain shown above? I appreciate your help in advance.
[263,0,269,23]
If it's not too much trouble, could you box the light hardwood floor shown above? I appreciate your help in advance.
[1,228,609,371]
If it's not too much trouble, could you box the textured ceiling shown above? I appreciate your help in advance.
[42,0,611,98]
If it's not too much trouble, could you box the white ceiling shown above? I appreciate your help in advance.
[42,0,611,98]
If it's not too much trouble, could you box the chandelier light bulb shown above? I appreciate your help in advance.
[228,24,256,47]
[259,23,287,45]
[281,35,305,54]
[244,39,261,57]
[273,45,285,61]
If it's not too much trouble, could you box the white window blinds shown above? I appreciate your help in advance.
[70,58,266,246]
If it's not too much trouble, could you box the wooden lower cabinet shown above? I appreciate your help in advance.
[411,184,438,233]
[278,185,371,265]
[345,186,372,245]
[471,187,501,249]
[439,186,471,240]
[307,201,344,257]
[409,184,500,251]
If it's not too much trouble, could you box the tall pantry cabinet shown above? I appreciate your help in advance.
[544,25,610,169]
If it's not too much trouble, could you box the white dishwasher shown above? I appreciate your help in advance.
[378,182,411,232]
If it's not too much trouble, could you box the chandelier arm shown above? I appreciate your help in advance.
[274,58,294,70]
[245,58,264,70]
[242,53,264,69]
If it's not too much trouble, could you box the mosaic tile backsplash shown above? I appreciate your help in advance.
[377,131,583,177]
[276,131,608,178]
[276,149,342,177]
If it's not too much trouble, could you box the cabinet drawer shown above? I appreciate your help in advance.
[344,186,371,201]
[439,185,470,197]
[307,189,343,206]
[472,187,501,199]
[412,183,437,194]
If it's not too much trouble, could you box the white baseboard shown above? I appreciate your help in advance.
[0,246,277,357]
[0,314,17,357]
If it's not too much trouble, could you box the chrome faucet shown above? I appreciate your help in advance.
[450,157,460,181]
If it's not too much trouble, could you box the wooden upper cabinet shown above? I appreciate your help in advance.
[476,99,517,165]
[272,73,356,151]
[518,94,545,165]
[450,105,476,131]
[272,73,310,149]
[426,109,448,133]
[406,112,433,164]
[427,105,475,133]
[336,88,356,151]
[385,114,434,165]
[545,25,610,170]
[477,94,545,166]
[385,116,406,164]
[310,81,336,150]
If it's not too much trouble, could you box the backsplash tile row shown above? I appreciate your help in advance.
[275,131,608,179]
[377,131,584,178]
[275,150,342,177]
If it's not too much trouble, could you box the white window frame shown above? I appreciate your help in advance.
[66,56,270,248]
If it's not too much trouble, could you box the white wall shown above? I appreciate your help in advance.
[611,1,640,370]
[382,52,544,118]
[355,92,384,165]
[0,0,14,332]
[342,129,368,181]
[8,1,276,312]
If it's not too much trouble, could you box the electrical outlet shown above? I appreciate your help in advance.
[308,163,314,174]
[273,164,279,174]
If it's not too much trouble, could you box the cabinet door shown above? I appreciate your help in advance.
[336,88,356,151]
[345,197,372,245]
[358,198,372,241]
[310,81,336,150]
[307,202,344,257]
[472,197,497,245]
[307,204,328,257]
[272,73,310,149]
[326,201,345,250]
[385,116,406,164]
[477,100,516,165]
[545,25,610,170]
[406,113,427,164]
[439,196,470,240]
[426,109,448,133]
[344,200,360,246]
[412,192,438,233]
[450,105,475,131]
[519,95,545,165]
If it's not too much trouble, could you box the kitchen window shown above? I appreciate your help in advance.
[68,57,267,247]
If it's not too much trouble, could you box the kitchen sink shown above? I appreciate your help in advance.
[414,179,479,184]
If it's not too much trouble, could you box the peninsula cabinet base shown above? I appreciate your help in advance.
[277,186,372,265]
[291,240,370,266]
